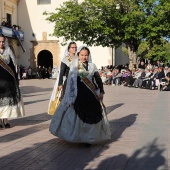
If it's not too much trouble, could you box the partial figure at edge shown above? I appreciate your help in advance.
[0,33,25,129]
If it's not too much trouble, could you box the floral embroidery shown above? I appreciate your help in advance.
[66,55,72,63]
[78,62,89,78]
[0,54,6,60]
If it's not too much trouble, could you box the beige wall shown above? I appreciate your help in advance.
[0,0,18,25]
[17,0,64,69]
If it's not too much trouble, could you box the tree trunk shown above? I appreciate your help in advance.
[128,47,137,70]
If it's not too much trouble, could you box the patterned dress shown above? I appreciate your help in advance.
[49,61,111,144]
[0,47,25,118]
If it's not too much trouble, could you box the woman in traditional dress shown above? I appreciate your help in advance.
[58,41,77,97]
[48,42,77,115]
[49,46,111,144]
[0,34,25,129]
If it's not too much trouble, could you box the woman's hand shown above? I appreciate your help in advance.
[98,93,104,101]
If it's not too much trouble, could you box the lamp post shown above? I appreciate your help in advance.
[110,3,120,67]
[111,45,115,67]
[111,45,114,66]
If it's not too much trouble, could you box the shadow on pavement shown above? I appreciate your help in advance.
[0,114,140,169]
[97,138,166,170]
[106,103,124,114]
[20,86,53,94]
[0,123,49,143]
[0,133,166,169]
[0,113,52,143]
[22,93,49,98]
[0,114,165,170]
[9,112,51,125]
[24,99,49,105]
[109,113,138,142]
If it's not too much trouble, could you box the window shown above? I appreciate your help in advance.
[37,0,51,4]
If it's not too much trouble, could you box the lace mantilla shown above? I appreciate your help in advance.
[0,47,16,65]
[0,80,21,106]
[62,55,73,67]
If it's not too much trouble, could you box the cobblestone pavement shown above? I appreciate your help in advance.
[0,79,170,170]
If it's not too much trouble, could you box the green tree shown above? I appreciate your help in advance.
[44,0,170,68]
[123,39,170,64]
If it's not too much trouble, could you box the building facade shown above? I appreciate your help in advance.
[0,0,22,65]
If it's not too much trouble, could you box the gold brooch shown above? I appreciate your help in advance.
[0,54,6,60]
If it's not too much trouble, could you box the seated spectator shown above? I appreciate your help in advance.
[141,69,154,88]
[126,68,137,87]
[121,70,128,84]
[101,72,107,84]
[122,69,131,86]
[161,74,170,91]
[112,69,122,86]
[129,69,141,87]
[164,66,169,76]
[103,69,113,85]
[166,67,170,78]
[159,67,170,91]
[147,67,159,89]
[148,67,165,90]
[133,68,146,88]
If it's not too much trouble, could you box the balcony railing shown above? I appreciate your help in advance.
[0,26,24,41]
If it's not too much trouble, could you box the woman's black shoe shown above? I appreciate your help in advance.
[4,123,10,128]
[84,143,92,147]
[0,121,5,129]
[2,119,11,128]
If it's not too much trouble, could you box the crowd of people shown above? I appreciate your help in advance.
[100,61,170,91]
[16,65,58,80]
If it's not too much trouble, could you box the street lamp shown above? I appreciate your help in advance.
[111,45,115,67]
[111,45,114,66]
[110,3,120,67]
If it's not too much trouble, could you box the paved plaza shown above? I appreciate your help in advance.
[0,79,170,170]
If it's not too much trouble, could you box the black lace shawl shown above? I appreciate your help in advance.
[0,58,21,106]
[73,63,104,124]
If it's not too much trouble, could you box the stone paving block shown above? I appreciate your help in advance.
[0,80,169,170]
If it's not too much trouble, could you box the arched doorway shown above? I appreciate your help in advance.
[37,50,53,68]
